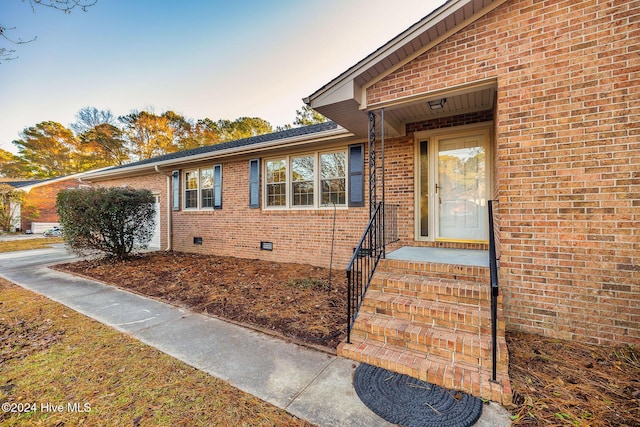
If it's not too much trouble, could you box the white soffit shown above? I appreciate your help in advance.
[306,0,507,131]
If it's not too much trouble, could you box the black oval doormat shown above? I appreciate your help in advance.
[353,364,483,427]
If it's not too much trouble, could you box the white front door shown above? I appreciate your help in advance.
[417,127,490,242]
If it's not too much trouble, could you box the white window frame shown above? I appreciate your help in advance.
[319,151,347,207]
[265,158,288,208]
[262,149,347,210]
[182,165,221,210]
[291,153,315,208]
[200,168,214,209]
[183,169,200,210]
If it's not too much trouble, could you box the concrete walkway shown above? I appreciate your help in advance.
[0,247,512,427]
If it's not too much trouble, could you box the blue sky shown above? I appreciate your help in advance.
[0,0,446,153]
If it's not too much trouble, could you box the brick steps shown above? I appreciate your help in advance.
[370,271,495,308]
[379,257,491,282]
[338,335,511,404]
[339,256,512,404]
[349,312,509,368]
[362,289,497,335]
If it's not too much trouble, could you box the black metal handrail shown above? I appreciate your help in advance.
[346,202,398,343]
[488,200,499,382]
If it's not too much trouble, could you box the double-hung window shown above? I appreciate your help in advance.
[184,170,199,209]
[266,159,287,207]
[183,165,222,210]
[200,169,214,208]
[263,149,349,209]
[291,155,315,207]
[320,152,346,205]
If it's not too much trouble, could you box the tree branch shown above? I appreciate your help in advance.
[1,0,96,63]
[29,0,97,13]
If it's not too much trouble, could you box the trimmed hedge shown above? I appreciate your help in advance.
[57,187,155,260]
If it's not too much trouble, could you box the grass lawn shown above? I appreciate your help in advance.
[0,278,314,426]
[0,237,64,253]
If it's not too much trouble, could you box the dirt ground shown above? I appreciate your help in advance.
[54,252,640,426]
[507,331,639,426]
[55,252,347,349]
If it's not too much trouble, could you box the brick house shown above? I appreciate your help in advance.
[82,122,367,264]
[2,174,91,233]
[83,0,639,404]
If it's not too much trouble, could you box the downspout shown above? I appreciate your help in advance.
[154,165,173,251]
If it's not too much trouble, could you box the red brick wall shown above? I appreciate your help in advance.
[173,154,370,268]
[368,0,640,345]
[94,156,370,269]
[22,179,84,231]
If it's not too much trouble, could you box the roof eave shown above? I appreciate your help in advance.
[305,0,466,108]
[11,168,113,192]
[83,126,354,181]
[306,0,508,135]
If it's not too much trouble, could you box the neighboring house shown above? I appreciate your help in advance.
[0,178,33,231]
[82,0,639,404]
[2,173,94,233]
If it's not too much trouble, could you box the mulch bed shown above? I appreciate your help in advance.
[53,251,640,425]
[54,251,347,349]
[507,331,640,426]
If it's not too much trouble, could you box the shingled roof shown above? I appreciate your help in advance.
[106,121,339,172]
[1,180,42,188]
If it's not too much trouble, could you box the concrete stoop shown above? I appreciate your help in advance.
[338,257,512,405]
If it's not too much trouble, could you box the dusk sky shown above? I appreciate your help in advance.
[1,0,446,154]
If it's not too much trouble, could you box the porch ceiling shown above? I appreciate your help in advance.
[380,87,495,135]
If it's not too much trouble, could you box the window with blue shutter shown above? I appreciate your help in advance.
[249,159,260,208]
[172,170,180,211]
[348,144,364,207]
[213,164,222,209]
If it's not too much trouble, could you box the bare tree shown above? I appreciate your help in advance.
[1,0,96,63]
[0,25,34,62]
[71,107,116,134]
[23,0,96,13]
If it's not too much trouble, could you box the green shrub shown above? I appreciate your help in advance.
[56,187,155,260]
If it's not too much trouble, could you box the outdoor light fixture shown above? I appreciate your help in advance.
[428,98,447,110]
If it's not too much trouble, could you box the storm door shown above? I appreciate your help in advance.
[417,128,490,242]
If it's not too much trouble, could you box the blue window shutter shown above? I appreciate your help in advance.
[348,144,364,207]
[172,170,180,211]
[249,159,260,208]
[213,164,222,209]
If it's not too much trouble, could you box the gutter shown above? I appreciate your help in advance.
[10,167,112,192]
[82,126,353,181]
[154,165,173,252]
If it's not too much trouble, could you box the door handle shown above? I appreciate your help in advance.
[435,183,440,193]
